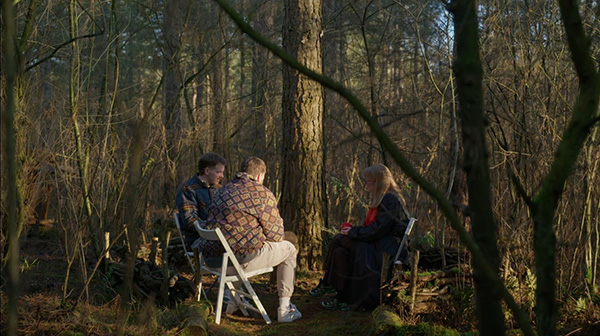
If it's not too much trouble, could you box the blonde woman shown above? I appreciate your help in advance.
[310,164,410,310]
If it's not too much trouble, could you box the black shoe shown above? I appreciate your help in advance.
[321,298,349,311]
[309,283,336,297]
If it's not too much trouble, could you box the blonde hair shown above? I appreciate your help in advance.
[240,156,266,179]
[360,164,403,208]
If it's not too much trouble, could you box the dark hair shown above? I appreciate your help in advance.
[240,157,266,178]
[198,153,227,175]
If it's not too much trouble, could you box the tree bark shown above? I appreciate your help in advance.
[281,0,325,270]
[210,3,228,156]
[529,2,600,335]
[2,1,20,334]
[163,0,182,131]
[251,1,277,158]
[449,1,505,335]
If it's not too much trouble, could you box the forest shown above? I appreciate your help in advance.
[1,0,599,335]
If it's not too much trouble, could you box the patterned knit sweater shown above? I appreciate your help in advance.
[199,172,284,257]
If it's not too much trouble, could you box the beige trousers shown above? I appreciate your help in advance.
[241,240,297,298]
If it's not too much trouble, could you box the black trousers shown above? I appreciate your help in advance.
[322,234,356,302]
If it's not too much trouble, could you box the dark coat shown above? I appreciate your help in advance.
[176,175,214,248]
[346,193,409,308]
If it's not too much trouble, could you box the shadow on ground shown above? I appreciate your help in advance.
[202,272,373,336]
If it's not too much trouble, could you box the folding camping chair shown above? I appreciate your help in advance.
[394,217,417,265]
[194,225,273,324]
[173,212,204,301]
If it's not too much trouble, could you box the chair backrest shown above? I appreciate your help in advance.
[173,213,187,248]
[195,226,238,264]
[394,217,417,264]
[173,212,195,271]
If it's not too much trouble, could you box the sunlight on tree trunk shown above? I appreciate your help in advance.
[281,0,326,270]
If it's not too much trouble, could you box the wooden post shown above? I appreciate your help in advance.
[149,237,159,264]
[104,232,111,259]
[380,253,390,305]
[193,248,202,301]
[409,249,420,315]
[160,231,171,306]
[104,232,111,272]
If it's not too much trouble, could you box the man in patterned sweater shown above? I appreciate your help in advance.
[197,156,301,323]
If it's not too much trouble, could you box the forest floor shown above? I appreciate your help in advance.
[3,237,600,335]
[3,237,375,336]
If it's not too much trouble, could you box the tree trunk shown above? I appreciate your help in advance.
[531,2,600,335]
[322,0,351,228]
[162,0,183,206]
[251,1,277,158]
[449,1,505,335]
[163,0,182,131]
[281,0,325,270]
[2,1,20,334]
[211,3,228,156]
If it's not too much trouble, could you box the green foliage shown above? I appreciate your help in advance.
[574,297,588,315]
[20,257,38,272]
[413,232,435,250]
[393,323,463,335]
[401,270,440,277]
[450,285,476,324]
[156,302,189,330]
[451,285,474,303]
[584,267,593,287]
[525,268,537,308]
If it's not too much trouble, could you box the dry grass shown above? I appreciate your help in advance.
[2,238,598,335]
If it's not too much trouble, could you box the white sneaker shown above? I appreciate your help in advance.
[277,303,302,322]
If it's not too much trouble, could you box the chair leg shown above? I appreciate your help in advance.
[240,278,271,324]
[205,277,218,294]
[214,275,226,324]
[214,256,230,324]
[197,274,204,301]
[227,282,250,316]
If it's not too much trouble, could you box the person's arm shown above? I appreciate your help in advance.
[258,188,284,242]
[176,187,204,230]
[347,194,408,242]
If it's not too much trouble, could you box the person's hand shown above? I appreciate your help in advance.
[341,222,352,235]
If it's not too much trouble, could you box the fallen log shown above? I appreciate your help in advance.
[181,301,212,336]
[372,306,403,336]
[372,305,464,335]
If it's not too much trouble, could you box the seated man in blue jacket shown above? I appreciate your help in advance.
[176,152,227,249]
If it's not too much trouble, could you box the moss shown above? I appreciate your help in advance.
[401,270,444,277]
[394,323,465,336]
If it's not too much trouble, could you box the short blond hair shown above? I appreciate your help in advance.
[240,157,266,179]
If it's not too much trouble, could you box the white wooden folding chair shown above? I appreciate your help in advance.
[394,217,417,265]
[194,224,273,325]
